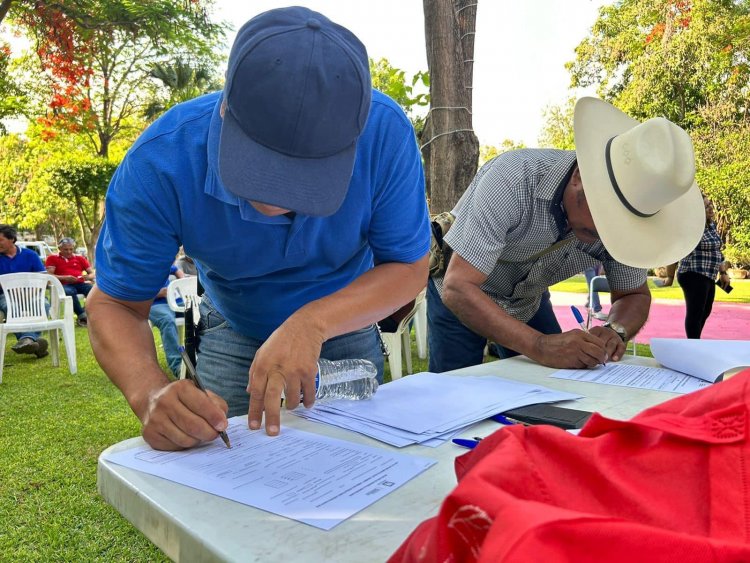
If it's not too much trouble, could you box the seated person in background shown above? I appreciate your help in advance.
[428,98,705,372]
[46,237,95,327]
[0,224,49,358]
[149,264,184,378]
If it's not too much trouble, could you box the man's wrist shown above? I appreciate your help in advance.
[602,320,628,342]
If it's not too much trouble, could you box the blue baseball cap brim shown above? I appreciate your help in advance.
[219,107,357,217]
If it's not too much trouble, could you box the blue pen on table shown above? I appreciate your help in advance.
[570,305,607,366]
[452,438,482,449]
[491,413,519,425]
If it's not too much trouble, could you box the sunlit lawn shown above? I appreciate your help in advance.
[5,276,747,559]
[550,274,750,303]
[0,325,169,562]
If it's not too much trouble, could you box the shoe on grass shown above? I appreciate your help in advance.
[12,337,37,354]
[35,338,49,359]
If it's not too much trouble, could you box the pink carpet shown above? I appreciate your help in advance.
[551,291,750,343]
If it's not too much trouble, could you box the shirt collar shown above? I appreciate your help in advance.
[546,153,577,236]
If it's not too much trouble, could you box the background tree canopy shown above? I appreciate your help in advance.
[1,0,749,267]
[561,0,750,266]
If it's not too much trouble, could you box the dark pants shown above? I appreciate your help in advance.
[677,271,715,339]
[427,278,562,372]
[63,282,93,317]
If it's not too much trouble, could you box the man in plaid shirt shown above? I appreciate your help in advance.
[428,98,705,372]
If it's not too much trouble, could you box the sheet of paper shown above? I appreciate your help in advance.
[550,363,711,393]
[103,419,436,530]
[292,372,581,446]
[650,338,750,382]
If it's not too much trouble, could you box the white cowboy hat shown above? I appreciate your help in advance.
[574,97,705,268]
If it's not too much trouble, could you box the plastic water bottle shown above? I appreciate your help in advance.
[315,358,379,401]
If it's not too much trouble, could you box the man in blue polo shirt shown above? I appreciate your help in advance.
[88,7,430,451]
[0,225,49,358]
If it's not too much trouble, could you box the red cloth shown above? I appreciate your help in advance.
[390,369,750,563]
[45,253,91,284]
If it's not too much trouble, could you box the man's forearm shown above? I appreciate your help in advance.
[296,254,429,342]
[607,290,651,339]
[87,287,171,421]
[442,280,541,358]
[607,297,650,337]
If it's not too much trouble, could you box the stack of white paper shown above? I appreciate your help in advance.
[292,372,581,447]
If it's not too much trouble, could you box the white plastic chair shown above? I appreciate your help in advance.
[166,277,200,333]
[413,287,428,360]
[0,272,77,383]
[587,275,636,356]
[381,291,426,380]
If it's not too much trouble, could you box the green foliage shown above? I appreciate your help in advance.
[692,115,750,265]
[539,97,576,149]
[0,40,27,130]
[0,127,119,251]
[568,0,750,127]
[566,0,750,265]
[5,0,228,157]
[370,57,429,132]
[40,153,117,202]
[479,139,526,166]
[142,58,224,121]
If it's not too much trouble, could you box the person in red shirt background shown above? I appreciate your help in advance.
[45,237,95,327]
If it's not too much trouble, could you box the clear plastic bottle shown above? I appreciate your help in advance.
[315,358,379,401]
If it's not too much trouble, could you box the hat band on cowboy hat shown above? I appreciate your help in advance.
[605,117,696,218]
[574,97,705,269]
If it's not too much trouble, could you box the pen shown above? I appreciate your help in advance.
[491,413,520,425]
[178,346,232,449]
[452,438,481,449]
[570,305,588,332]
[571,305,607,366]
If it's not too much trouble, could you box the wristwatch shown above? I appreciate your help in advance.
[603,321,628,342]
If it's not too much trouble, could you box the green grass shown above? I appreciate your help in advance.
[8,274,743,560]
[550,274,750,303]
[0,327,169,562]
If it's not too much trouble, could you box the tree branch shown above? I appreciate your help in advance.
[0,0,13,26]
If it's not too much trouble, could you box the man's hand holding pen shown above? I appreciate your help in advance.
[139,377,230,451]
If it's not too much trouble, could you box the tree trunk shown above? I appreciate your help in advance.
[422,0,480,214]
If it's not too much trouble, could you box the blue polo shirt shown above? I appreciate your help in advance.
[96,91,430,339]
[0,246,46,276]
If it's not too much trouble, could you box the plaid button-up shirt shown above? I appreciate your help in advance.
[435,149,646,322]
[677,223,723,280]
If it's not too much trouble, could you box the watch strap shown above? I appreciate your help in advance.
[603,321,628,342]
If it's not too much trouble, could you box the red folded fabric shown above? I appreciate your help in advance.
[390,369,750,563]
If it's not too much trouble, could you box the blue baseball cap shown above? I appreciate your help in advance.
[218,6,372,217]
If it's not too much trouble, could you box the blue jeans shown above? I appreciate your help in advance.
[427,278,561,372]
[0,293,42,341]
[196,295,385,417]
[148,303,181,377]
[63,282,93,318]
[583,266,601,312]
